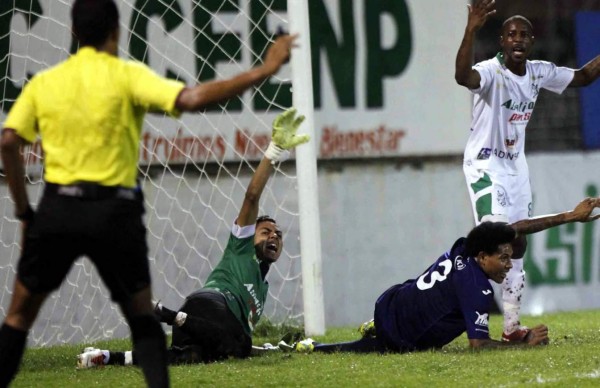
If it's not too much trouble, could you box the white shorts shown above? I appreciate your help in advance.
[463,164,532,225]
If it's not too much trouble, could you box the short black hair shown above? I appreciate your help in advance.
[502,15,533,35]
[72,0,119,47]
[464,222,516,257]
[256,215,277,226]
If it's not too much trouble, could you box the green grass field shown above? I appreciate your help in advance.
[10,310,600,387]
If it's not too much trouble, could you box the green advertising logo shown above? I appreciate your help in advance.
[1,0,412,113]
[525,184,599,285]
[309,0,412,108]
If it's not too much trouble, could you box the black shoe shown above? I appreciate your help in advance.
[153,300,177,324]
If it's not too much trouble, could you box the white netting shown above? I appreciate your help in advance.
[0,0,304,346]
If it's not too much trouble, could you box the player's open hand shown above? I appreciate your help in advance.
[466,0,496,32]
[525,324,549,346]
[569,197,600,223]
[263,34,298,75]
[272,108,310,150]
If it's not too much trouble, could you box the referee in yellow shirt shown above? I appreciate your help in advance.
[0,0,295,386]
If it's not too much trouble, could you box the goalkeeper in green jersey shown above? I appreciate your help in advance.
[0,0,296,385]
[77,108,309,367]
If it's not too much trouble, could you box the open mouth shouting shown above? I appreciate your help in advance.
[266,241,279,253]
[512,45,526,60]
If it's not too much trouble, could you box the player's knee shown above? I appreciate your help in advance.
[509,257,524,273]
[511,236,527,259]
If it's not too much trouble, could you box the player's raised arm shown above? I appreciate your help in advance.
[454,0,496,89]
[175,34,297,112]
[236,108,309,227]
[509,197,600,237]
[570,54,600,87]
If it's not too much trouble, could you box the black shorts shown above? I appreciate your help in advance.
[17,183,150,303]
[169,289,251,364]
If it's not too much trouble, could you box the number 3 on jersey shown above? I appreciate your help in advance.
[416,259,452,290]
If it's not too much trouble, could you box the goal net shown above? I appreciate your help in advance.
[0,0,311,346]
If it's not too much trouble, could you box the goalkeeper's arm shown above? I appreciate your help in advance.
[236,108,310,227]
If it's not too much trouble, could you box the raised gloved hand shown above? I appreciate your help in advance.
[265,108,310,162]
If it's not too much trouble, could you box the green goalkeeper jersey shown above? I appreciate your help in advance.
[203,231,268,336]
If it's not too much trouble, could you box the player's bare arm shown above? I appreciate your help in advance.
[236,108,309,227]
[469,324,549,349]
[570,54,600,87]
[236,158,274,227]
[176,34,297,112]
[262,34,298,75]
[510,197,600,237]
[454,0,496,89]
[0,129,32,220]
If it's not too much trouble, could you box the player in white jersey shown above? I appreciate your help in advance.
[454,0,600,341]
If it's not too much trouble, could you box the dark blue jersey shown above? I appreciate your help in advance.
[374,238,494,351]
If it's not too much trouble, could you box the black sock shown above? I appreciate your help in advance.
[156,305,178,325]
[314,337,385,354]
[0,323,28,387]
[107,351,125,366]
[129,315,169,388]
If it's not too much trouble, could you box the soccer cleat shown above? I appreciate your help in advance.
[77,347,106,368]
[358,318,376,338]
[294,338,315,353]
[153,299,164,317]
[277,331,305,353]
[250,343,281,355]
[280,331,304,345]
[277,340,295,352]
[252,342,279,351]
[153,299,174,324]
[502,326,530,342]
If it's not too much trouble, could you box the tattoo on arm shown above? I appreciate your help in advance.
[510,213,566,236]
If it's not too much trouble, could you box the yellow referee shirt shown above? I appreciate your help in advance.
[3,47,185,188]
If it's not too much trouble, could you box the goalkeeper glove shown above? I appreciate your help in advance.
[265,108,310,162]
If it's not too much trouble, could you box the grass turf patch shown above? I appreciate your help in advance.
[10,310,600,387]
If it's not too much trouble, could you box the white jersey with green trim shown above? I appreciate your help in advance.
[464,53,574,174]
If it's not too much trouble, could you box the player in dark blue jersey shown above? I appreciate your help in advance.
[290,197,600,353]
[373,225,516,352]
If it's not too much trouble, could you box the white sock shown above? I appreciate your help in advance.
[502,302,521,334]
[174,311,187,327]
[124,351,133,366]
[502,258,525,333]
[101,350,110,365]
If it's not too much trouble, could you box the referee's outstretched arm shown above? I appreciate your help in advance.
[175,35,297,112]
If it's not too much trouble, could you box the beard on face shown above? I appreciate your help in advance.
[255,241,278,263]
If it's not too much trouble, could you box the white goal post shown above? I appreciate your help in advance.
[0,0,324,345]
[287,0,325,336]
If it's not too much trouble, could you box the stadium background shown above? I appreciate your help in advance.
[0,0,599,345]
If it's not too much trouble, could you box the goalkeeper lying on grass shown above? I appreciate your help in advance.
[285,198,600,354]
[78,108,309,367]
